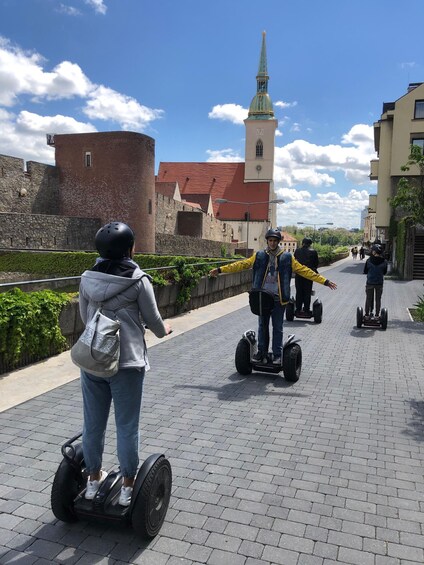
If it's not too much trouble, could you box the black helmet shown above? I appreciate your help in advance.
[302,237,313,246]
[265,228,282,241]
[371,244,383,255]
[95,222,135,259]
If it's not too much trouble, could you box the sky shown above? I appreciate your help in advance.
[1,0,423,230]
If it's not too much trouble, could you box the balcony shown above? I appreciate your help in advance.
[370,159,379,180]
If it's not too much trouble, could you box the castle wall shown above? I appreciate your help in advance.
[0,154,59,215]
[0,213,100,250]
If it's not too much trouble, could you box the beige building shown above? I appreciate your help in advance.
[370,82,424,279]
[363,194,377,244]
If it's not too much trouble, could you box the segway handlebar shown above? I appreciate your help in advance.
[61,432,83,463]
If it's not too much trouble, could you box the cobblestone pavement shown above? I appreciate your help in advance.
[1,259,424,564]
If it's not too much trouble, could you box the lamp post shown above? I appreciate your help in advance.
[297,222,334,245]
[216,198,285,256]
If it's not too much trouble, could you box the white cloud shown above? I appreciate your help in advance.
[208,103,248,125]
[0,37,164,161]
[85,0,107,14]
[275,129,283,137]
[276,188,371,230]
[400,62,415,69]
[57,4,82,16]
[290,122,301,132]
[84,85,164,129]
[0,110,96,164]
[275,100,298,109]
[0,37,92,105]
[206,148,243,162]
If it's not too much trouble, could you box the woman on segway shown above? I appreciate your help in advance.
[78,222,172,507]
[209,229,337,365]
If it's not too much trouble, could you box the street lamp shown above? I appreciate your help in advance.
[297,222,334,245]
[216,198,285,256]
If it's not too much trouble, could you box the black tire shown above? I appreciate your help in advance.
[132,457,172,539]
[313,301,323,324]
[235,339,252,375]
[380,308,388,330]
[51,444,84,523]
[283,343,302,383]
[286,302,295,322]
[356,307,363,328]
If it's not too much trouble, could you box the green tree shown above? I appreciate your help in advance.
[390,144,424,225]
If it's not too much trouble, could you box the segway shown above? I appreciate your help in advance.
[235,331,302,382]
[356,306,388,330]
[51,433,172,539]
[285,297,323,324]
[235,289,302,382]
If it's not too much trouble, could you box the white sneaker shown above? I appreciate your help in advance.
[119,486,133,507]
[85,470,108,500]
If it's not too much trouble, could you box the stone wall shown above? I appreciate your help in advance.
[0,213,101,250]
[155,192,233,242]
[155,233,237,257]
[0,154,59,215]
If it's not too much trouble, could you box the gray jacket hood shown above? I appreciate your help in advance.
[80,268,147,305]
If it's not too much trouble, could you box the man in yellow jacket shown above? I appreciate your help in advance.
[209,229,337,364]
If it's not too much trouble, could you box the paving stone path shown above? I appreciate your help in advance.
[1,258,424,564]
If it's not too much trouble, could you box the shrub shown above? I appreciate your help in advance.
[0,288,73,367]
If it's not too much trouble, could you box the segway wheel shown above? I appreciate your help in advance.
[51,444,84,523]
[313,300,323,324]
[132,456,172,539]
[356,306,363,328]
[235,339,252,375]
[283,343,302,383]
[380,308,388,330]
[286,301,295,322]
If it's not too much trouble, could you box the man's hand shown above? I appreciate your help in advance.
[327,280,337,290]
[209,268,219,278]
[164,323,173,335]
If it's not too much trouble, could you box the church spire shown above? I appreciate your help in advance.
[247,31,274,119]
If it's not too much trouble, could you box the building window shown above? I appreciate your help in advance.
[85,151,92,167]
[148,199,152,214]
[256,139,263,158]
[411,138,424,153]
[414,101,424,119]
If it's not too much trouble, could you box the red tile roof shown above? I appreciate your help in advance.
[157,162,271,221]
[281,231,297,242]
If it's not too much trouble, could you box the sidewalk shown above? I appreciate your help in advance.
[1,257,424,565]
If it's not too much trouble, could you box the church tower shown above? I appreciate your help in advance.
[244,32,277,183]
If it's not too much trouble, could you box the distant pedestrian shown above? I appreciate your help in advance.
[359,246,365,260]
[363,243,388,318]
[351,247,358,260]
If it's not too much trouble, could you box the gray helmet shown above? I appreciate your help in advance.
[95,222,135,260]
[302,237,313,246]
[265,228,282,241]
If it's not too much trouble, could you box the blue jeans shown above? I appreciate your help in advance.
[81,368,145,478]
[257,302,286,356]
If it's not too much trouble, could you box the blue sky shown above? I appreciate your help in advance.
[1,0,423,229]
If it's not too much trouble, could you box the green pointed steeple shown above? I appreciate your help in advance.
[247,31,274,120]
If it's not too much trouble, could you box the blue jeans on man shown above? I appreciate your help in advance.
[81,368,145,478]
[257,301,286,358]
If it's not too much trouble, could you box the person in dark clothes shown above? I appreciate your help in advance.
[363,244,388,318]
[359,246,365,260]
[294,237,319,315]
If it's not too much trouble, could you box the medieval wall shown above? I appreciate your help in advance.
[155,193,233,242]
[0,213,101,250]
[155,233,237,257]
[0,154,59,215]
